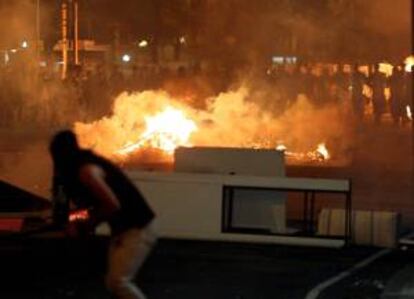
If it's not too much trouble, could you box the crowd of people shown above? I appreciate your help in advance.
[266,62,413,125]
[0,60,412,130]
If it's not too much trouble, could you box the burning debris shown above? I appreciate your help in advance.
[117,106,197,156]
[276,143,330,162]
[73,87,350,167]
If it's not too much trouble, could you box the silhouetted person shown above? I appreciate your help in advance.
[351,64,366,120]
[297,65,311,98]
[335,64,352,103]
[277,66,293,110]
[50,130,156,299]
[284,65,298,107]
[328,66,340,104]
[315,68,330,107]
[389,65,405,125]
[370,65,387,123]
[402,67,413,123]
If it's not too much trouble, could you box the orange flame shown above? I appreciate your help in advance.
[69,209,89,222]
[379,62,393,77]
[276,144,287,151]
[276,143,330,161]
[407,105,412,120]
[362,84,372,98]
[74,88,346,164]
[117,106,197,155]
[404,56,414,72]
[316,143,330,160]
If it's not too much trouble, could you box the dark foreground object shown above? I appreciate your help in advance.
[0,179,50,212]
[0,237,411,299]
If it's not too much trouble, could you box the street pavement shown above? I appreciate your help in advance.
[0,237,413,299]
[381,263,414,299]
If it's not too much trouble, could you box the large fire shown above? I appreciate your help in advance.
[117,107,197,155]
[74,88,351,166]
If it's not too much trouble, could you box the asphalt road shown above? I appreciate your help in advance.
[0,237,410,299]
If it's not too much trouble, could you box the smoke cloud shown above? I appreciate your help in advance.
[0,1,36,48]
[198,0,410,69]
[73,84,354,164]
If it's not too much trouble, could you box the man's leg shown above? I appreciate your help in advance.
[106,225,156,299]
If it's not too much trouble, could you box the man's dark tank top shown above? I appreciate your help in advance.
[64,150,155,234]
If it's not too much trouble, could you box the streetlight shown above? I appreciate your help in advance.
[122,54,131,63]
[138,40,148,48]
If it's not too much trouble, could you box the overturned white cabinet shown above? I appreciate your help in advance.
[174,147,286,233]
[127,147,348,247]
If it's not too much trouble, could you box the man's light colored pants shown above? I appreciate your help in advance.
[106,223,157,299]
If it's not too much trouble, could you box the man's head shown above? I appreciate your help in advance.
[49,130,80,170]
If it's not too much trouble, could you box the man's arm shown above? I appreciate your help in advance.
[79,163,121,223]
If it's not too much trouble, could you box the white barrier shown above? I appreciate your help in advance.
[128,170,351,248]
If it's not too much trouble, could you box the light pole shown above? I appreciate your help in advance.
[36,0,40,59]
[61,0,80,79]
[61,1,68,79]
[74,0,79,65]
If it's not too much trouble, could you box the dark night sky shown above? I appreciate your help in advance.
[0,0,158,47]
[0,0,410,61]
